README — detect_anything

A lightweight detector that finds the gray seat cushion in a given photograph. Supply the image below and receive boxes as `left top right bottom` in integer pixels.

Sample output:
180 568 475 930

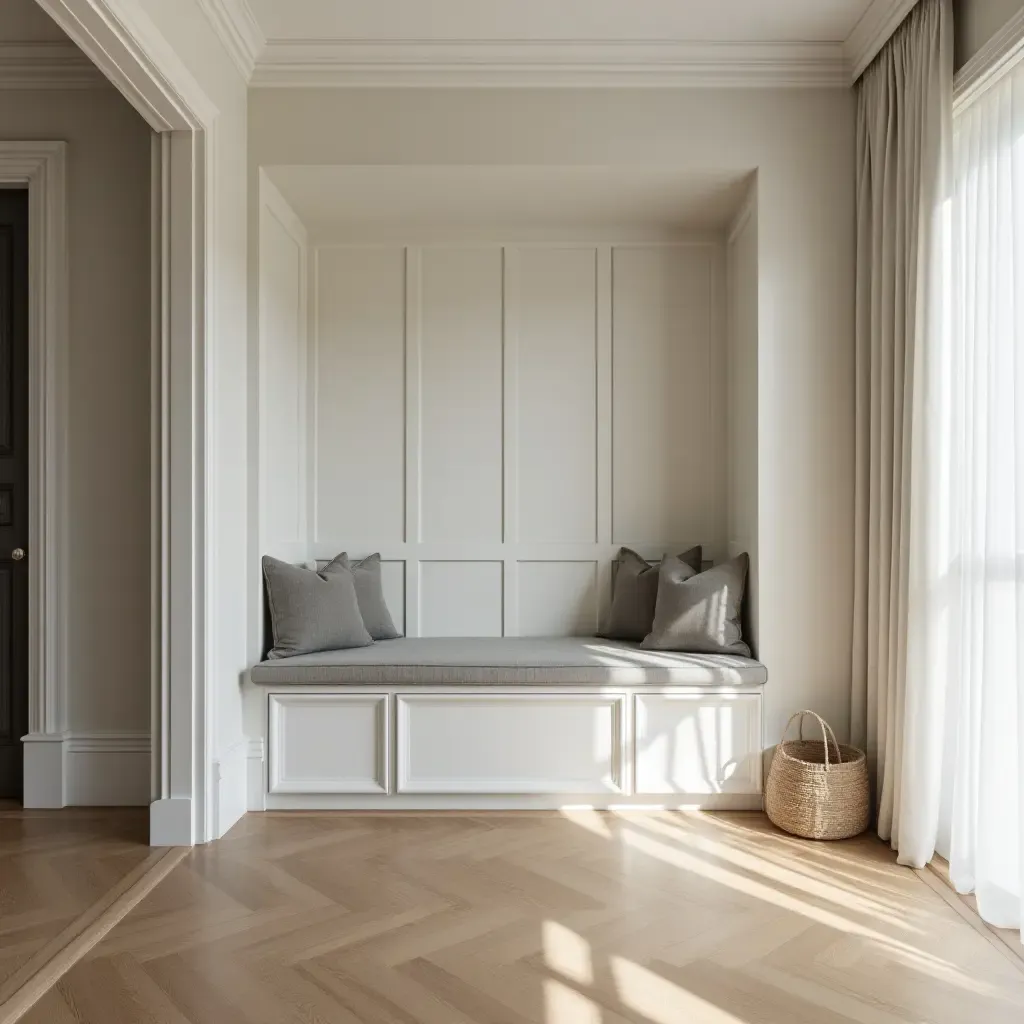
250 636 767 686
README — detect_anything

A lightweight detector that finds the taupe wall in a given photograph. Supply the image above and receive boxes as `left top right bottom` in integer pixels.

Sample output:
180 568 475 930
0 88 152 735
954 0 1024 69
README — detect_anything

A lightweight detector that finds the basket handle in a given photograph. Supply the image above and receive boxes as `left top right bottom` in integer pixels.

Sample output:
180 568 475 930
779 710 843 770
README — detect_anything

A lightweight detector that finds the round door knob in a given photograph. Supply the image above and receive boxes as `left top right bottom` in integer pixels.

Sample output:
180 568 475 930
11 548 25 561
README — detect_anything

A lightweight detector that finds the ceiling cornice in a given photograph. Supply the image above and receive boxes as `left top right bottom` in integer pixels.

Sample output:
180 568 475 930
954 6 1024 113
249 39 851 89
844 0 920 81
196 0 265 82
0 42 106 88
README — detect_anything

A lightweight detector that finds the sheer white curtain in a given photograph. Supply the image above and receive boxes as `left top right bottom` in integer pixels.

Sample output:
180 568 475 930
944 59 1024 933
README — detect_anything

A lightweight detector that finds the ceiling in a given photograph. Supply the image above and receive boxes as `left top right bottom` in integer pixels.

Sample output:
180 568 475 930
265 165 753 239
248 0 873 44
236 0 917 86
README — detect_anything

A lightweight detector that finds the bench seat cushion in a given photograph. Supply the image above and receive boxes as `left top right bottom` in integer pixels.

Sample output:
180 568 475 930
249 636 767 686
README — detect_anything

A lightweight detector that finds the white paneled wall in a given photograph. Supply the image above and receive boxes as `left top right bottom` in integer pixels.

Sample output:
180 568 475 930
727 191 759 655
313 246 406 544
310 241 727 636
258 174 308 560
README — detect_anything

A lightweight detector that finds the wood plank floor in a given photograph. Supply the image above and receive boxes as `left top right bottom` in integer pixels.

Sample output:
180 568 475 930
0 806 151 990
18 811 1024 1023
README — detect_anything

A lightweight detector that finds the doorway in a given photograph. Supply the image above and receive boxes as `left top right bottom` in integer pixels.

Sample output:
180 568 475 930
0 188 28 800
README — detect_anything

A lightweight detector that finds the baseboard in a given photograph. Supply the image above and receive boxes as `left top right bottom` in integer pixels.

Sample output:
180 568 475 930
261 794 766 811
23 731 151 808
213 737 249 839
21 733 67 808
150 797 193 846
65 732 150 806
246 737 265 812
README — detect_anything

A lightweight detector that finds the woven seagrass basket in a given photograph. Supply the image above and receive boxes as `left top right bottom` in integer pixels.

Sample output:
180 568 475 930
764 710 870 841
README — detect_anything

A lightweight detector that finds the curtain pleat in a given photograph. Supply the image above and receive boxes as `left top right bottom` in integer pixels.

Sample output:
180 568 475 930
852 0 953 865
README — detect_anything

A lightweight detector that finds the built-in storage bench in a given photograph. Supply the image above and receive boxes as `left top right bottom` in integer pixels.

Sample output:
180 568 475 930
247 637 767 810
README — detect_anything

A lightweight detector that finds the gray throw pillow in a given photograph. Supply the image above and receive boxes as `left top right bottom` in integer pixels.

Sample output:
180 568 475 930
642 552 750 657
600 546 702 642
262 555 372 659
325 552 401 641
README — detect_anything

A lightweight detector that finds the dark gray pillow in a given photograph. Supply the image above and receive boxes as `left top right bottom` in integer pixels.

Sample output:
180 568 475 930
642 552 750 656
600 546 702 642
262 555 372 659
325 552 401 641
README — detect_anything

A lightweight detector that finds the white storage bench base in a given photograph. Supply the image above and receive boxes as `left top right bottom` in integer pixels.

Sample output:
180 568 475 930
248 638 766 811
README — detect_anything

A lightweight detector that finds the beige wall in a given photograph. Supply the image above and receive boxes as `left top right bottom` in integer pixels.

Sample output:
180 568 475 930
0 88 152 733
954 0 1024 69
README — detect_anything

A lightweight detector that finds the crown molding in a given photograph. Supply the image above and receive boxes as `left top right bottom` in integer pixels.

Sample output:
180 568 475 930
249 39 850 88
0 42 106 88
845 0 920 81
954 7 1024 114
196 0 264 82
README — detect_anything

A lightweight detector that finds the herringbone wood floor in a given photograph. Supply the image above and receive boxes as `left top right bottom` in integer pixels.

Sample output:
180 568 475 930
18 811 1024 1023
0 806 151 990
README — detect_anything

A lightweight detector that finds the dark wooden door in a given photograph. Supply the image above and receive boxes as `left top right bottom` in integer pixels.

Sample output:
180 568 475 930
0 190 28 800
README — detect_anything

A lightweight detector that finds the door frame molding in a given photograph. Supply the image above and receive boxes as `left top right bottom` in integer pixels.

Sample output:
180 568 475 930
25 0 219 844
0 143 69 807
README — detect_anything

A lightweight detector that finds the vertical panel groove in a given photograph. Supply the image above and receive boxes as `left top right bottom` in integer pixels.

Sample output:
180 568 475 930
502 247 519 636
404 247 422 635
596 246 614 623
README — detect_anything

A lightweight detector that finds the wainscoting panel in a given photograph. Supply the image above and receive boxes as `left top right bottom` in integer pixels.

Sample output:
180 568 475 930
396 694 625 793
515 246 598 544
310 240 725 636
314 246 406 543
419 560 503 637
268 694 389 794
634 693 762 795
517 560 599 637
419 247 504 544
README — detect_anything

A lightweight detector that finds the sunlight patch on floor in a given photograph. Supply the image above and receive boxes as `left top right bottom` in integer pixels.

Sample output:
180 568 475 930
542 920 594 985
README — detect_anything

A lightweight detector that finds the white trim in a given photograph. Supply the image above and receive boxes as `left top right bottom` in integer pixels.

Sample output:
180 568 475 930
268 693 390 795
264 794 764 811
212 735 248 837
23 732 151 807
250 39 850 89
33 0 217 131
845 0 920 82
21 734 66 808
32 1 217 844
246 737 265 811
196 0 264 82
66 731 151 753
954 8 1024 115
0 43 106 88
0 144 69 811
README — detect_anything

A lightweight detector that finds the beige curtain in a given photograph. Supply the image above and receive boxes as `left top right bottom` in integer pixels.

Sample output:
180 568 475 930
852 0 952 864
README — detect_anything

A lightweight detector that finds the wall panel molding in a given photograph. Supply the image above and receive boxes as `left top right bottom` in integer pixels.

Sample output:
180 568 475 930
311 238 726 638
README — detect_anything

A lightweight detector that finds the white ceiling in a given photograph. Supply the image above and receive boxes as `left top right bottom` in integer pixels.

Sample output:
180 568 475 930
248 0 873 44
265 165 752 238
